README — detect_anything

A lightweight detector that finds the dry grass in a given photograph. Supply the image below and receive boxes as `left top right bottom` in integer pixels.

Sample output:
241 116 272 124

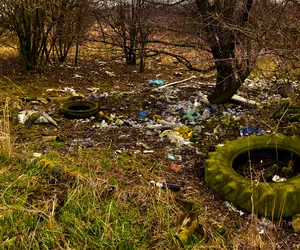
0 97 15 161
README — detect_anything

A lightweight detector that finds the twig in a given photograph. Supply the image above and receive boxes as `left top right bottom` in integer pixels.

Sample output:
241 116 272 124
156 76 196 90
4 76 25 94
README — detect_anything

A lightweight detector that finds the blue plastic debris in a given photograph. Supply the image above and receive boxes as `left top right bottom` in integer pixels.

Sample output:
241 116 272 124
167 153 182 161
137 110 147 119
148 79 166 85
240 126 265 138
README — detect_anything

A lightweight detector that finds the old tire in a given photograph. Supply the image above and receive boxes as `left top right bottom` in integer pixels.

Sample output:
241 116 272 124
205 134 300 219
59 101 99 119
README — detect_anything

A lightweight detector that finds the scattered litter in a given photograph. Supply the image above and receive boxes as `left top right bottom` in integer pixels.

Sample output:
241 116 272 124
86 92 108 101
169 162 182 172
193 99 201 108
105 71 115 77
136 142 150 150
41 112 58 126
160 130 191 147
197 91 210 105
156 75 196 90
99 111 110 120
272 175 287 182
176 125 193 139
181 109 201 123
33 152 42 158
75 117 95 124
124 120 133 126
113 118 124 126
231 94 258 107
240 126 265 138
192 125 202 137
42 136 60 142
176 213 204 244
136 110 147 119
167 153 182 161
201 108 211 120
149 181 180 192
157 119 178 129
46 87 78 96
143 150 154 154
87 87 100 92
18 110 58 126
213 125 223 134
73 74 83 78
146 124 164 130
18 110 38 125
69 138 94 150
99 120 109 127
258 226 265 235
224 201 245 216
148 79 166 85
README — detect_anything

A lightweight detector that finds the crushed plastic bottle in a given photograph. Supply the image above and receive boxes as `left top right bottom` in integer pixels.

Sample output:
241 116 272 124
148 79 166 85
240 126 265 138
149 181 180 192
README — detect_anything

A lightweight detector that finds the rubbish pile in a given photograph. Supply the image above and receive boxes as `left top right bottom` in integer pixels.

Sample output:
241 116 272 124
17 75 298 160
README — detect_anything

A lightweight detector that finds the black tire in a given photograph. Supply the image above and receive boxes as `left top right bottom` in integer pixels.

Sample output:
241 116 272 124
205 134 300 219
59 101 99 119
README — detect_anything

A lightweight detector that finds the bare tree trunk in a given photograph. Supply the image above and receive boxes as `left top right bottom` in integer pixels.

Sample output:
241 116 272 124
74 38 79 66
195 0 254 104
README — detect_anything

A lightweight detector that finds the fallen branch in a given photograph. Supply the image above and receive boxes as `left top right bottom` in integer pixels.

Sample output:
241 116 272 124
156 76 196 90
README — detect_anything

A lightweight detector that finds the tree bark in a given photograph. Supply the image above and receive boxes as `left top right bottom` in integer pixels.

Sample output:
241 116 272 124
195 0 254 104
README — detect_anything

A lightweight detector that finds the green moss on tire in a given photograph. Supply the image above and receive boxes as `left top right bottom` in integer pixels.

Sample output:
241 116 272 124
59 101 99 119
205 134 300 219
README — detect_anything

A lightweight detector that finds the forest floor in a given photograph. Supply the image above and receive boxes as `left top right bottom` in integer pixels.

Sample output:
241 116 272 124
0 51 299 249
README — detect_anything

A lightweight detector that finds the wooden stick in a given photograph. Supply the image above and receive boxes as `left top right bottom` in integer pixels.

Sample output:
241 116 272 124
156 75 196 90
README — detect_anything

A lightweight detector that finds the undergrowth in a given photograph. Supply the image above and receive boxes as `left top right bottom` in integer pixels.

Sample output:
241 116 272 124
0 57 294 249
0 144 282 249
0 97 289 250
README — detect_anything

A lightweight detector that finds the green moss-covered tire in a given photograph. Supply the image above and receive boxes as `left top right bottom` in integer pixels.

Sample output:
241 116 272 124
205 134 300 219
59 101 99 119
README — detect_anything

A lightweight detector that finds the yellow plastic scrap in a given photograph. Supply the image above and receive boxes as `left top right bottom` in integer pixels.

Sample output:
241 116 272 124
176 125 193 139
176 213 205 244
152 114 162 122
